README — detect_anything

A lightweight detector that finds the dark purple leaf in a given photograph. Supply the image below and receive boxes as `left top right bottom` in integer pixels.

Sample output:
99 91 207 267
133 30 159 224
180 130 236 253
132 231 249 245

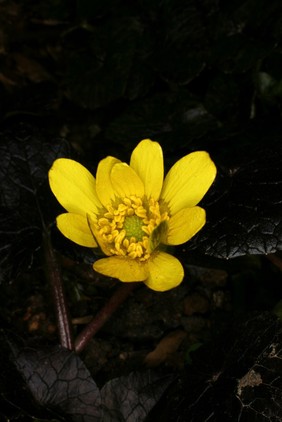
188 143 282 259
7 336 173 422
10 343 101 422
0 122 71 281
101 370 173 421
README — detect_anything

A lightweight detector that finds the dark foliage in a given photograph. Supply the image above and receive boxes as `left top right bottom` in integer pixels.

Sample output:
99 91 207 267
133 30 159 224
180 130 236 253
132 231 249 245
148 312 282 421
188 135 282 258
1 0 282 420
0 334 170 422
0 123 71 282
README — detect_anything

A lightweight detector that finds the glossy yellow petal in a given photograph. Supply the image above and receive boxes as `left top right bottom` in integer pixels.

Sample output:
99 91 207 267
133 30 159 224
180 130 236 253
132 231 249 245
49 158 101 215
96 156 121 207
110 163 144 198
161 151 216 215
56 213 97 247
144 252 184 291
130 139 164 200
162 206 206 245
93 256 149 282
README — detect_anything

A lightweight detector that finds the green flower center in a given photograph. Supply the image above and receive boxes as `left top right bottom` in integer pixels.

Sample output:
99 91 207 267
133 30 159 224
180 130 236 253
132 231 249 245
123 215 145 241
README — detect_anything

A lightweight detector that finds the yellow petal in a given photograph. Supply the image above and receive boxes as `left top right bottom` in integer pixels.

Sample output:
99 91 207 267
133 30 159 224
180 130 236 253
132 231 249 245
56 213 97 247
130 139 164 200
49 158 102 215
93 256 149 282
96 156 121 207
110 163 144 198
145 252 184 291
162 206 206 245
161 151 216 215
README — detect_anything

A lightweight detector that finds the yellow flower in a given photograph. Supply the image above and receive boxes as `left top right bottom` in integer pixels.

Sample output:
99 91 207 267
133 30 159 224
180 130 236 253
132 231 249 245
48 139 216 291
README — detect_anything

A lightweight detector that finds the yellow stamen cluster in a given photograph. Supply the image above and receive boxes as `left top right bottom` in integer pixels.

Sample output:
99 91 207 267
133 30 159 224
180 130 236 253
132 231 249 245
95 196 169 260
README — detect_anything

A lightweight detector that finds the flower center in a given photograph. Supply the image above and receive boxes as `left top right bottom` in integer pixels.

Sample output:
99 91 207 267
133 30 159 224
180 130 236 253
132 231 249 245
123 215 145 241
94 196 169 261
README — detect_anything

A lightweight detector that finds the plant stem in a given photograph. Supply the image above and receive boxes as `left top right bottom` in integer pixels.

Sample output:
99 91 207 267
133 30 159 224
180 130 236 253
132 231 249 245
75 282 138 353
267 254 282 271
43 231 74 350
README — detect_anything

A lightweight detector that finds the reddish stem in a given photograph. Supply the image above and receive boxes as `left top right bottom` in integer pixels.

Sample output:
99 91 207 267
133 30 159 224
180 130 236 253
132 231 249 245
43 231 74 350
267 254 282 271
75 282 138 353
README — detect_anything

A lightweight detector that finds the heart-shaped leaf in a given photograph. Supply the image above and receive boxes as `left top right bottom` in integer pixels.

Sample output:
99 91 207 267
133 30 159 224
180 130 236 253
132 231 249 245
10 343 101 421
3 335 173 422
101 370 173 421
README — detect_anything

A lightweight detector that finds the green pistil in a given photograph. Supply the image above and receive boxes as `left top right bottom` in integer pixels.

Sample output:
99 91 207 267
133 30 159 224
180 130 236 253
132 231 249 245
124 215 145 241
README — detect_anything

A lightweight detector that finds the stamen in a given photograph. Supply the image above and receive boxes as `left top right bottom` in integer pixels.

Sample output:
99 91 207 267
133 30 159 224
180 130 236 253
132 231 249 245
95 196 169 261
